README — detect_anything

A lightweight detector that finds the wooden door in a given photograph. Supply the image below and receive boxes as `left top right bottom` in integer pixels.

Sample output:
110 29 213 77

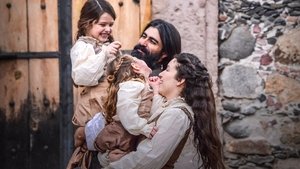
0 0 151 168
0 0 60 168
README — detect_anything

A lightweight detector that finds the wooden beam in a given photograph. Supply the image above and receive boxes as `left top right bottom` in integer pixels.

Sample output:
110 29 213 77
0 52 60 59
58 0 73 169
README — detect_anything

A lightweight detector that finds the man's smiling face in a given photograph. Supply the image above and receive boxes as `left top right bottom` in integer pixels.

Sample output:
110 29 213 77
131 27 164 69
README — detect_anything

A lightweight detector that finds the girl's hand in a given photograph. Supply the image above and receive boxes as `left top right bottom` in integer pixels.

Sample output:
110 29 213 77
107 41 122 55
149 76 160 94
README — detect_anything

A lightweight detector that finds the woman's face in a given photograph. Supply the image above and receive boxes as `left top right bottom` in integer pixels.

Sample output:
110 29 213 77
87 12 114 42
158 58 180 99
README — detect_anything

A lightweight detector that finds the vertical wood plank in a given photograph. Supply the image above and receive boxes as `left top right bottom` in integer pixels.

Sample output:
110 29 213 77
0 0 27 52
140 0 152 31
27 0 58 52
72 0 86 43
108 0 140 50
28 58 60 168
0 59 29 122
26 0 61 167
27 0 60 167
0 59 30 168
29 59 59 116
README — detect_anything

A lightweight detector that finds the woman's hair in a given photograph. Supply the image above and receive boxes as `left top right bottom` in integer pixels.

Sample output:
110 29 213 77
76 0 116 41
174 53 225 169
143 19 181 70
104 55 145 123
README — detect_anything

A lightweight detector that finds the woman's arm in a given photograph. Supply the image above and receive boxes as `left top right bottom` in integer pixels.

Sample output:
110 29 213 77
70 41 110 86
106 108 190 169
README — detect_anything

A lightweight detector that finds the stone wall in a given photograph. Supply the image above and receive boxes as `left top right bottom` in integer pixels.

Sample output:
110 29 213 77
152 0 220 94
219 0 300 168
152 0 300 168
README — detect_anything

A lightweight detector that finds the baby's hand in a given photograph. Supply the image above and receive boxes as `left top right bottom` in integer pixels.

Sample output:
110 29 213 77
148 126 158 139
149 76 160 83
107 41 122 55
149 76 160 94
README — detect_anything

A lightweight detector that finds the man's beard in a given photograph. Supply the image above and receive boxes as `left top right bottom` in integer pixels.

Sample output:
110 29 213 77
131 44 161 70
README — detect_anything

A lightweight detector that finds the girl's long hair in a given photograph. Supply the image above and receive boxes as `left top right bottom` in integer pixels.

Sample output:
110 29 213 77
175 53 225 169
104 55 145 123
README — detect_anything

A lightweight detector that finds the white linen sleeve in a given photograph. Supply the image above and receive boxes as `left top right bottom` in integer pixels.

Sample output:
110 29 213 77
70 41 109 86
117 81 153 137
149 94 164 115
105 108 190 169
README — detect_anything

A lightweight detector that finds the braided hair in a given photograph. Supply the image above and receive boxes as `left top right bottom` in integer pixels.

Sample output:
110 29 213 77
104 55 145 123
174 53 225 169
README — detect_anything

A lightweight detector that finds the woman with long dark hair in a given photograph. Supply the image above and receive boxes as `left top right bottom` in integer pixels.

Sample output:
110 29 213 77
102 53 225 169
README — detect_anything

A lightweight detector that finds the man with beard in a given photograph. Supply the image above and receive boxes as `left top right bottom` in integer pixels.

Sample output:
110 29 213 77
131 19 181 75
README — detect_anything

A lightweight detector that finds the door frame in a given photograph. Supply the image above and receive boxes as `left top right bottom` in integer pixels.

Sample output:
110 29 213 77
58 1 73 169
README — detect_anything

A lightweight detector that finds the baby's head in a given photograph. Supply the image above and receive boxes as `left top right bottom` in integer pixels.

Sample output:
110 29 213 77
106 55 152 85
76 0 116 43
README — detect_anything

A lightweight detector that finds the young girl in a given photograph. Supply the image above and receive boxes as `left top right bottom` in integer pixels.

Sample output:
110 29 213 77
94 54 157 164
67 0 121 168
